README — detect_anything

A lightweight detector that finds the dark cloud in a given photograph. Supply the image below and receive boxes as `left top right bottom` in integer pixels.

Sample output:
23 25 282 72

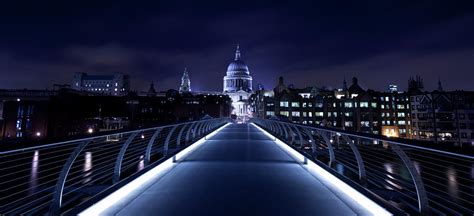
0 0 473 91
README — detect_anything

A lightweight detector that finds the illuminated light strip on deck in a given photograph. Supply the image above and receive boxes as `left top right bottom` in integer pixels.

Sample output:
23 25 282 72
79 123 231 216
252 123 392 216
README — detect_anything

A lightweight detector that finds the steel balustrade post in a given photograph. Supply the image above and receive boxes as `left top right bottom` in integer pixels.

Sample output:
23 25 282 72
49 140 92 215
205 120 212 134
270 121 276 134
285 123 295 144
145 128 162 165
113 132 139 183
317 131 335 167
273 121 281 137
185 122 197 145
163 125 178 157
272 121 281 137
196 121 205 138
341 135 366 185
302 127 317 158
389 142 429 215
202 121 208 135
176 123 189 149
280 122 289 140
192 121 201 140
292 124 304 148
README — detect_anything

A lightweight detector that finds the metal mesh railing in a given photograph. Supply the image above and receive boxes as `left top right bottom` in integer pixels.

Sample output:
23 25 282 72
0 118 230 215
251 118 473 216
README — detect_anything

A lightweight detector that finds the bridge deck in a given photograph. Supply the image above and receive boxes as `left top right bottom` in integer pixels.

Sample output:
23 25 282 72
85 123 375 215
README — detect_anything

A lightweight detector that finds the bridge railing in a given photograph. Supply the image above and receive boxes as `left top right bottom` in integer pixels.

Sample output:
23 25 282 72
0 118 231 215
251 118 473 216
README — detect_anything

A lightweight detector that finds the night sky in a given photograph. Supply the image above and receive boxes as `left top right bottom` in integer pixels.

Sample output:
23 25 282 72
1 0 474 92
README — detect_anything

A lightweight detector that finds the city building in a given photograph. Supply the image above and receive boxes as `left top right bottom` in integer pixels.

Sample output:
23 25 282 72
72 72 130 95
223 45 253 121
1 90 231 142
179 67 191 93
251 76 413 139
410 90 474 147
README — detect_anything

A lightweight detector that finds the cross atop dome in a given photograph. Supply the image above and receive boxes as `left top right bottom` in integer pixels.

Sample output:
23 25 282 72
235 44 241 60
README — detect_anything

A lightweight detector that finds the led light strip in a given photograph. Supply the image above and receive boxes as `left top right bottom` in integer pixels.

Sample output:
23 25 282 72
251 123 392 216
79 123 231 216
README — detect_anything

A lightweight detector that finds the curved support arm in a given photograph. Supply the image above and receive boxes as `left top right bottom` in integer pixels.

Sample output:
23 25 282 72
341 135 366 185
164 125 178 156
196 121 205 138
185 122 197 145
389 142 429 215
302 127 317 157
317 131 335 167
285 123 295 144
279 122 289 140
50 140 92 215
275 122 283 138
145 128 162 165
113 132 139 183
292 124 304 148
176 123 189 148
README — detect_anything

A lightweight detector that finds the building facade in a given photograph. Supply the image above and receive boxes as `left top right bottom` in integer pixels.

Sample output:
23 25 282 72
223 45 253 121
1 90 231 143
251 77 414 140
72 72 130 96
411 91 474 147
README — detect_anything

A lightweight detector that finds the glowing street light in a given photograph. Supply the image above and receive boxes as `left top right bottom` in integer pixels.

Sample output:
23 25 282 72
87 128 94 134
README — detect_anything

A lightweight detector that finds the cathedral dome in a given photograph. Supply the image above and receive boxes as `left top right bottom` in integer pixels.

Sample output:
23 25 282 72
227 60 249 73
226 45 250 75
223 45 253 93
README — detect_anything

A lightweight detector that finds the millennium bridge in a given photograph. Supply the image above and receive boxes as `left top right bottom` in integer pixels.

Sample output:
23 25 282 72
0 118 472 215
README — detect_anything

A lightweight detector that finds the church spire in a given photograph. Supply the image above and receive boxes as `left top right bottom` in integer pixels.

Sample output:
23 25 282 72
437 77 443 91
179 67 191 93
234 44 241 60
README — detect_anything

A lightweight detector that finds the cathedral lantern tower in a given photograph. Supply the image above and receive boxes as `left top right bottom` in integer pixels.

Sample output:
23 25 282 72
223 45 253 121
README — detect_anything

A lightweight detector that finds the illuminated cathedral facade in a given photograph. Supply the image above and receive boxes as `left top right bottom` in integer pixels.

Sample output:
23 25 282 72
223 45 253 121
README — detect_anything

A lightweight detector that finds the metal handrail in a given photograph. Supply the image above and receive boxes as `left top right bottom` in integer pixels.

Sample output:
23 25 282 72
251 118 474 216
0 118 231 215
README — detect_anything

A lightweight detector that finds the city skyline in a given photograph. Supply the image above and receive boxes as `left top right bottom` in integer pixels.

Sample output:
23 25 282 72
1 1 474 92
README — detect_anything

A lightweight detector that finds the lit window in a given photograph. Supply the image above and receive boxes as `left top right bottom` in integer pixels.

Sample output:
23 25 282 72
360 102 368 108
291 102 300 107
344 121 353 127
371 102 377 108
315 112 323 117
344 102 353 108
291 111 300 117
361 121 370 127
280 111 289 117
280 101 289 107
